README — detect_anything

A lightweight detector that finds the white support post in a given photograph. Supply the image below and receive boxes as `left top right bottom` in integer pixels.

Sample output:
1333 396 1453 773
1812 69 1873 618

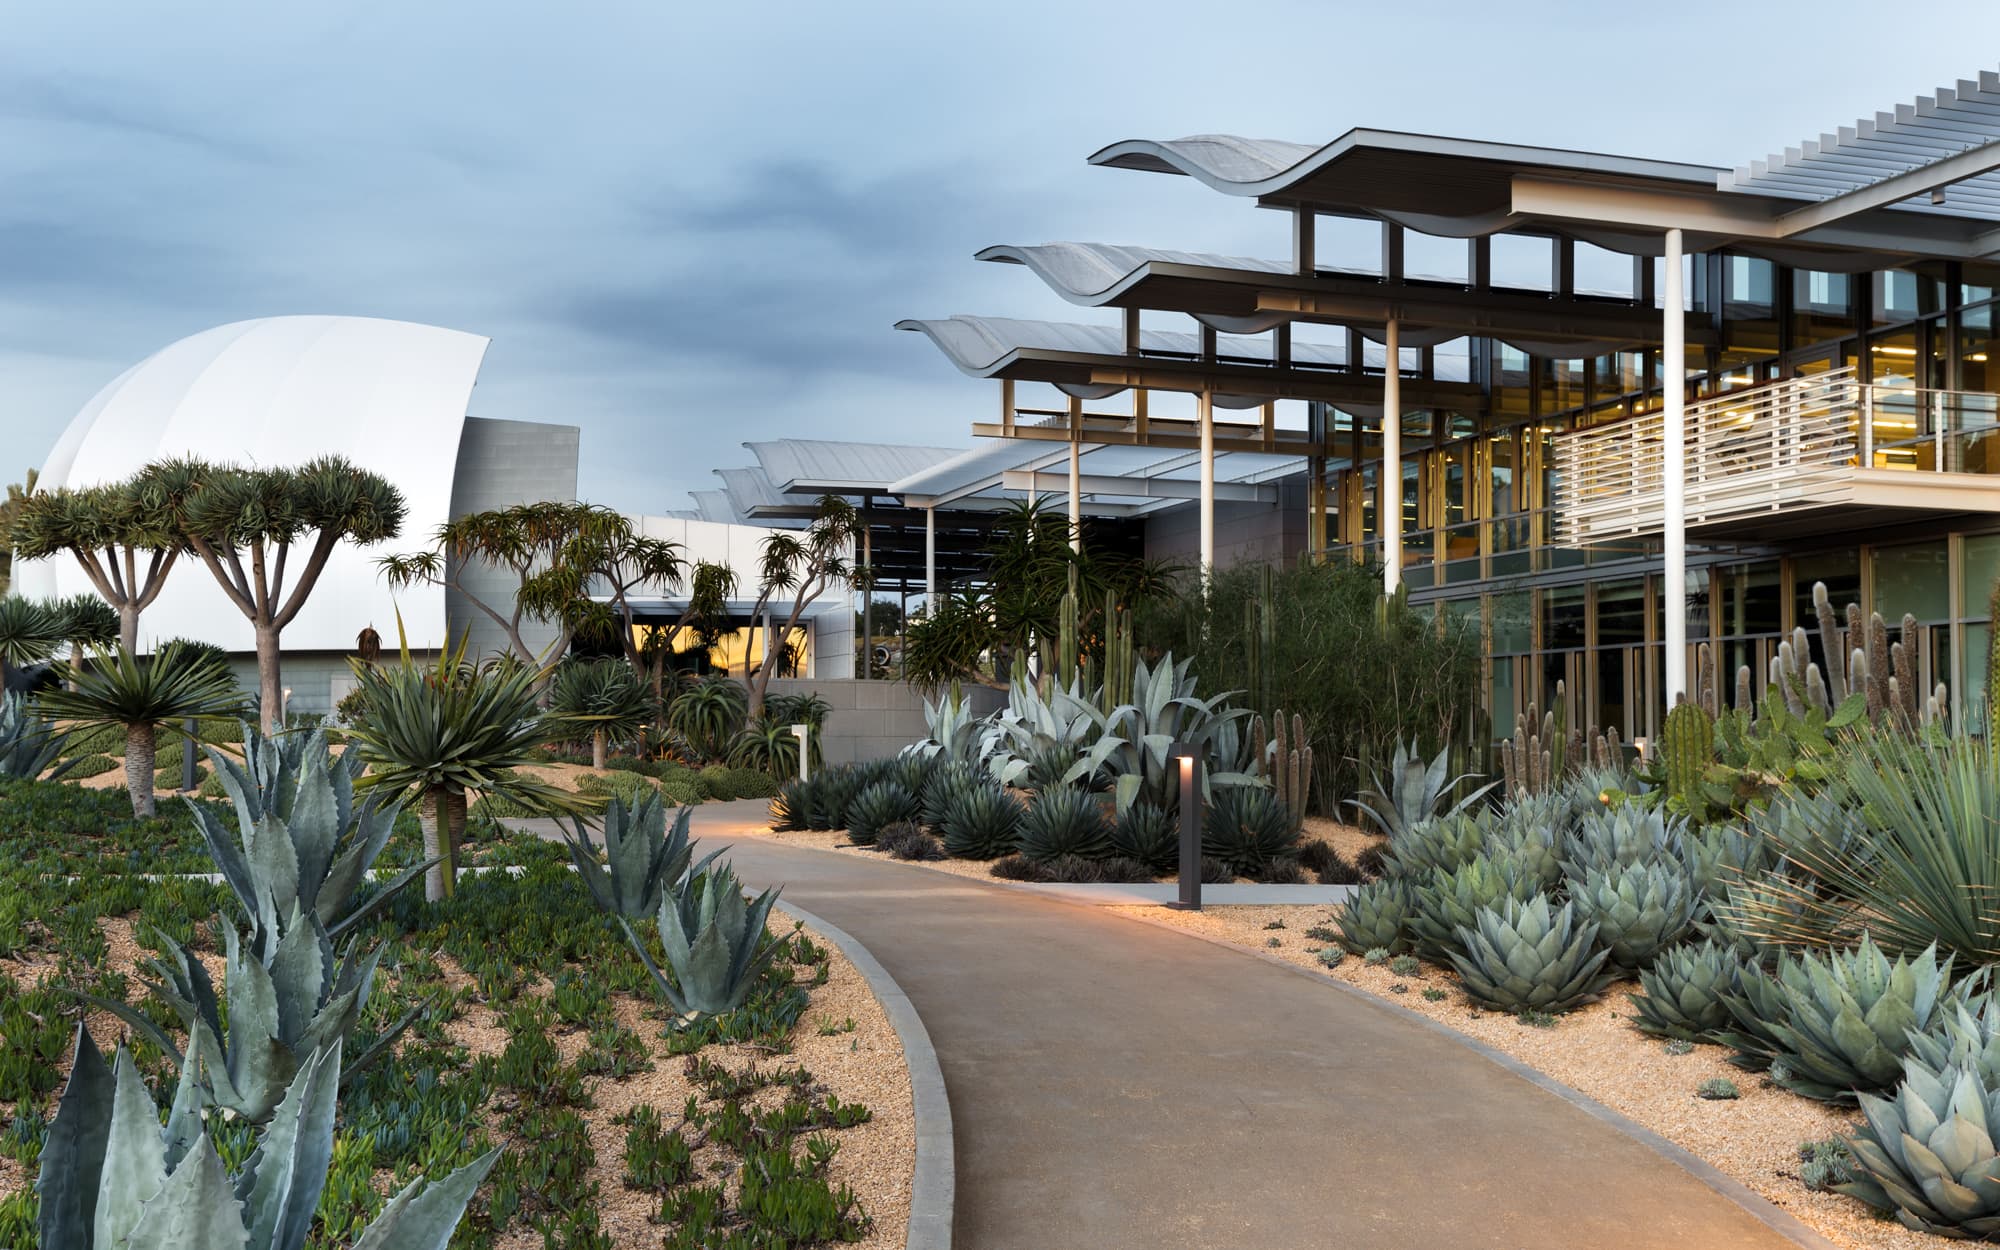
1198 388 1216 578
1381 319 1402 594
924 506 936 608
1068 394 1083 551
1663 227 1688 708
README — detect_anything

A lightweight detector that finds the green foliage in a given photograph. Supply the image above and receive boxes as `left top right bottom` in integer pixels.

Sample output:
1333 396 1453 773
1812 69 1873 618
727 719 801 779
1201 784 1300 877
627 860 786 1022
1338 878 1415 956
1837 1053 2000 1236
846 779 918 847
1697 1077 1740 1100
939 782 1021 859
1565 859 1699 972
878 820 945 861
563 788 708 919
1408 855 1537 963
1448 895 1615 1015
0 594 63 674
549 657 656 756
1110 799 1177 874
669 675 748 762
1627 939 1745 1043
807 765 863 831
1383 810 1487 879
1354 740 1494 839
1563 804 1685 879
1722 937 1970 1103
770 778 813 831
1660 700 1714 813
1016 786 1111 863
0 691 71 780
1795 1137 1855 1192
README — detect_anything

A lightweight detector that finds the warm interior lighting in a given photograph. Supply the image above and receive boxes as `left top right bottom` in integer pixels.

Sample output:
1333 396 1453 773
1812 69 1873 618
1874 345 1919 357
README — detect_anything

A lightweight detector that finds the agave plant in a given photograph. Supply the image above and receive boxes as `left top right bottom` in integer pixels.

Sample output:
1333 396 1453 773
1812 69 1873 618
1338 877 1414 955
549 656 655 769
668 674 748 763
728 717 803 779
1017 786 1111 863
1562 804 1687 879
1483 812 1564 893
1566 859 1700 972
1202 785 1299 877
1627 939 1745 1042
920 758 981 827
0 690 70 780
35 642 247 816
1726 937 1972 1103
1839 1054 2000 1236
911 682 991 764
770 776 814 831
624 860 785 1021
847 779 919 847
1352 740 1494 838
564 789 712 919
1910 998 2000 1083
808 765 864 831
1111 799 1178 874
1408 856 1538 963
37 1030 495 1249
1450 895 1615 1014
344 629 590 900
1383 811 1488 879
939 783 1021 859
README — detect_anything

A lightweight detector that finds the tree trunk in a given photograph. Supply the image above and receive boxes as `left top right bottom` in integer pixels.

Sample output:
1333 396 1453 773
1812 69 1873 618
124 721 157 818
592 729 607 771
69 642 83 691
255 623 283 733
447 786 467 865
420 785 453 902
119 605 139 656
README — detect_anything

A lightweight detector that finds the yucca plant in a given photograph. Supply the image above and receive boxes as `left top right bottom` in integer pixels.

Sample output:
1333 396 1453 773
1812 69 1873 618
1839 1054 2000 1237
667 673 747 763
1727 937 1972 1103
770 776 815 831
1408 855 1538 963
38 1030 495 1249
1111 799 1178 874
35 641 246 815
1383 811 1487 879
564 789 712 918
939 783 1021 859
344 627 591 900
1201 784 1299 877
549 656 655 769
1352 740 1494 838
847 779 918 847
1627 938 1745 1042
625 860 785 1021
1017 786 1111 863
1451 895 1615 1014
1566 859 1700 972
0 690 70 780
1338 877 1415 955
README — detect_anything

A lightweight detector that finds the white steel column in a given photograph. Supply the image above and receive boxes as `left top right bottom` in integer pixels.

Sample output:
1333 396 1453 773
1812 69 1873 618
1067 396 1082 551
1663 227 1688 707
1198 388 1216 577
924 506 936 607
1381 319 1402 593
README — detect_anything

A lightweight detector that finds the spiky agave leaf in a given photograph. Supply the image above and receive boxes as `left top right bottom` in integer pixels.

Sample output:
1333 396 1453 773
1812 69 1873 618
769 777 815 831
1382 811 1487 879
1407 855 1537 963
563 790 706 918
1566 859 1700 972
628 861 786 1021
1627 939 1745 1042
1838 1056 2000 1237
1450 895 1615 1014
939 783 1020 859
1337 877 1414 956
847 779 918 847
1757 937 1971 1103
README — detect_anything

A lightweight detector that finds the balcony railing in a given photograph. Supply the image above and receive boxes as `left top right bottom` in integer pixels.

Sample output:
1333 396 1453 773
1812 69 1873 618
1553 368 2000 545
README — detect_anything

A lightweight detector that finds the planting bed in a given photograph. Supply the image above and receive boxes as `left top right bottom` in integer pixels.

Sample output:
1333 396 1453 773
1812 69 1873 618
1116 901 1928 1250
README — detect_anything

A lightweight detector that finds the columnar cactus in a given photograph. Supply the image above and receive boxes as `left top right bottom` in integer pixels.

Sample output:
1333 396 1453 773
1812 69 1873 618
1660 700 1713 812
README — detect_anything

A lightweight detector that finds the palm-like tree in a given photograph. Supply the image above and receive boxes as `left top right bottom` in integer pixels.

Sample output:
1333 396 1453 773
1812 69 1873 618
0 596 63 692
36 643 247 816
53 594 119 688
344 630 593 900
548 657 655 769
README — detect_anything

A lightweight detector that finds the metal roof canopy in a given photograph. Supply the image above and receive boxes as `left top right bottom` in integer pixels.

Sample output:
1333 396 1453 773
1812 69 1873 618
893 435 1306 513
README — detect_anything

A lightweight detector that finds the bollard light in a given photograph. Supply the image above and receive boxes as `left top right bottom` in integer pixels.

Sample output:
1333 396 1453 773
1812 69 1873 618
790 723 811 782
1166 740 1203 911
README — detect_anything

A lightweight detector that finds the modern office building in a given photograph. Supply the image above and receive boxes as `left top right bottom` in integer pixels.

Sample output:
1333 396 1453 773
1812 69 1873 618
897 72 2000 741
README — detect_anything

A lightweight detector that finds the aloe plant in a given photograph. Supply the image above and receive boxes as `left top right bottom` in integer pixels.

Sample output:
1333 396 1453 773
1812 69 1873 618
1351 740 1494 838
37 1029 496 1249
563 789 713 919
1450 895 1615 1014
624 861 785 1021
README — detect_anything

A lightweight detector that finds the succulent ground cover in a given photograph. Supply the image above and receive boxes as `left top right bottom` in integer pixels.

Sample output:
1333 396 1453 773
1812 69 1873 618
0 774 907 1248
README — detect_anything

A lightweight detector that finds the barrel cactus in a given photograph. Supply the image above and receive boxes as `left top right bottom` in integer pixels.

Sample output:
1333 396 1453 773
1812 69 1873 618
1337 878 1414 955
846 779 918 847
939 783 1021 859
1018 786 1111 863
1660 700 1714 812
1449 895 1615 1014
1566 859 1699 972
1627 939 1745 1042
1408 856 1537 963
1839 1055 2000 1237
1111 799 1178 874
1383 811 1487 878
1202 785 1299 877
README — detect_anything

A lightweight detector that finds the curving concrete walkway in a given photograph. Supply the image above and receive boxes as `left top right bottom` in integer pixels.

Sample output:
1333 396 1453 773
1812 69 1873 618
654 804 1821 1248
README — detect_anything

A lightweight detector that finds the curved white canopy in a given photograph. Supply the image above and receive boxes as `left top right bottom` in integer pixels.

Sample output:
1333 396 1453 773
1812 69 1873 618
19 315 490 653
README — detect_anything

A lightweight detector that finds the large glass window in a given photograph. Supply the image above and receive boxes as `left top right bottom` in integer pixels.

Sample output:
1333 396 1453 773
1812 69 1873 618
1871 541 1951 622
1791 270 1854 346
1403 231 1469 284
1961 303 1997 394
1875 269 1945 325
1596 579 1647 646
1723 255 1779 359
1491 591 1532 654
1547 358 1585 413
1491 234 1554 291
1573 243 1634 299
1542 583 1587 650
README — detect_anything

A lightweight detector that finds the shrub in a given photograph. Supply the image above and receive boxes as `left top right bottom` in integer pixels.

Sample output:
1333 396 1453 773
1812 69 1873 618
1110 800 1177 874
939 784 1020 859
990 854 1055 882
1696 1077 1739 1100
62 753 118 779
847 780 918 846
1097 856 1154 883
1256 858 1308 884
1338 879 1414 955
1017 786 1111 863
722 766 779 800
1448 895 1615 1015
1294 839 1360 884
879 821 945 861
576 770 657 804
1202 785 1299 876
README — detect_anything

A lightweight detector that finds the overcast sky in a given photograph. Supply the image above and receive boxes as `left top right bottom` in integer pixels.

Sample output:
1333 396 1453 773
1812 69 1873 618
8 3 2000 513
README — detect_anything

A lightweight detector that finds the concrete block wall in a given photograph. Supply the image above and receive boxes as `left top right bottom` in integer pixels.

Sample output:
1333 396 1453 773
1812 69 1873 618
762 677 1007 766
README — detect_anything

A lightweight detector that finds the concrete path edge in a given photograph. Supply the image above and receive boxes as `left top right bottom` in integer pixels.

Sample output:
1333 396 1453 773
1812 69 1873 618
1102 905 1842 1250
778 901 954 1250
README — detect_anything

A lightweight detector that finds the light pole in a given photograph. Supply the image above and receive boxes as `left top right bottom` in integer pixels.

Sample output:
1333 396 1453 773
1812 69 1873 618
790 723 811 782
1166 741 1204 911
